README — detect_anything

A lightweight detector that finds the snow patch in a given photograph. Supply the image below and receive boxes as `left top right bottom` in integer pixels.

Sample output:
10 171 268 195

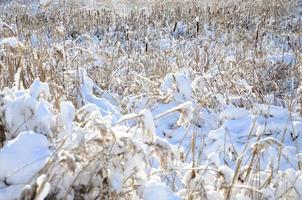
0 131 51 192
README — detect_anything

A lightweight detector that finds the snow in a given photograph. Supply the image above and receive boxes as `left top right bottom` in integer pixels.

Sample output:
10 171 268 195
267 53 296 65
139 109 156 141
225 55 236 63
234 193 251 200
285 168 296 185
60 101 75 137
1 2 302 199
4 94 37 137
109 171 123 193
0 131 51 185
191 76 207 93
29 79 50 100
207 152 221 166
0 185 27 200
39 0 51 6
174 73 192 101
218 165 234 184
206 190 224 200
157 39 173 51
295 177 302 196
160 72 192 102
261 187 276 200
175 101 194 126
79 73 121 123
220 105 249 120
0 37 19 49
35 174 51 200
142 181 181 200
173 21 187 37
35 101 53 135
3 79 54 138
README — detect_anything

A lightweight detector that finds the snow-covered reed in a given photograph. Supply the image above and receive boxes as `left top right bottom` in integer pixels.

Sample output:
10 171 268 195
0 0 302 199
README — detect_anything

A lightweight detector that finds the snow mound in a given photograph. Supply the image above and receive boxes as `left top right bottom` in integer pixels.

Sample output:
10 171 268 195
0 131 51 185
3 79 54 138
